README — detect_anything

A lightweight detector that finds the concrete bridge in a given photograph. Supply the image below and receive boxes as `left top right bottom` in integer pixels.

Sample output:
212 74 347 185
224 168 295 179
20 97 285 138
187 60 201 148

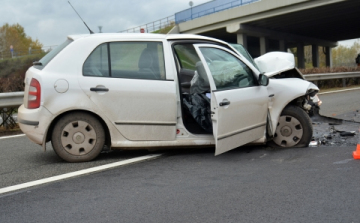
171 0 360 68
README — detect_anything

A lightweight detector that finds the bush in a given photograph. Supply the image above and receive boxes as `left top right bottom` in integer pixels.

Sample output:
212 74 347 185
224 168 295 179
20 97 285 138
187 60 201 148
0 54 45 92
300 66 360 89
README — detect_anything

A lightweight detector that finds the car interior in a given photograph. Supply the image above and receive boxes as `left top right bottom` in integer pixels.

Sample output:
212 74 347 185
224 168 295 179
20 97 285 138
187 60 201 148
174 43 213 135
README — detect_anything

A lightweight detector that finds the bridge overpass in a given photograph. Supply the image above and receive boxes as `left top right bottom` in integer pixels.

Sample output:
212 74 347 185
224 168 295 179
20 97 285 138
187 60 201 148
171 0 360 68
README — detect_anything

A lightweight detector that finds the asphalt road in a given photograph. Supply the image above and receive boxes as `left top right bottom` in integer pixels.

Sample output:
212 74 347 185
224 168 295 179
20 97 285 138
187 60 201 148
0 146 359 223
0 89 359 222
319 89 360 120
0 136 151 188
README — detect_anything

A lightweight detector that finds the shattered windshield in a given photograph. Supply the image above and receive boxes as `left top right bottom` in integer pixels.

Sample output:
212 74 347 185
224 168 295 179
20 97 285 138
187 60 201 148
229 43 260 72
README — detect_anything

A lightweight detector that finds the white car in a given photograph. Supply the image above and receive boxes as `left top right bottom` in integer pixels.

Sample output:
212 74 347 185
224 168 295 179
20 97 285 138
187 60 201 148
18 33 319 162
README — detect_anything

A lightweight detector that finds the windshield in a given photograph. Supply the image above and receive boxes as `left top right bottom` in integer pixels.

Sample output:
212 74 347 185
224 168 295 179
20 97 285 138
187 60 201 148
34 39 73 70
229 43 260 72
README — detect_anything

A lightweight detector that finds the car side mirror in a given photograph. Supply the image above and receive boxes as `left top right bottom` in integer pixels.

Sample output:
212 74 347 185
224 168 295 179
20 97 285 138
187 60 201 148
259 73 269 86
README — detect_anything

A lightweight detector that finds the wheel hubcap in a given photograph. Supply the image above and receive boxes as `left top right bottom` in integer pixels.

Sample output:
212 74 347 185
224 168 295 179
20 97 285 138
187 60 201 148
273 115 303 147
73 132 85 144
280 126 292 137
61 121 97 156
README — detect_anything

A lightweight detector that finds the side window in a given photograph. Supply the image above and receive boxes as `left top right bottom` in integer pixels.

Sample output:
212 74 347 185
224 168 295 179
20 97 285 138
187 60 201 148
199 47 257 91
110 42 165 80
83 42 165 80
83 43 109 77
174 44 201 70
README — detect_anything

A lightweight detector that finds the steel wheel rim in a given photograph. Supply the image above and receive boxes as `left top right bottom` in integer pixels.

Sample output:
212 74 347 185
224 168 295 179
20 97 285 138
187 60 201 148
273 115 304 147
61 120 97 156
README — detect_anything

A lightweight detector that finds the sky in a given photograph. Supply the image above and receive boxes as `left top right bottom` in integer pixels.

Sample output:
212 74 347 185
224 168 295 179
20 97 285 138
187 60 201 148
0 0 209 47
0 0 358 49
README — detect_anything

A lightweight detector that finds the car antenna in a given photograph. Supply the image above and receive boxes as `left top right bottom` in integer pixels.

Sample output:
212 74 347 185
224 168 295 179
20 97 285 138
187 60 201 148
68 1 94 34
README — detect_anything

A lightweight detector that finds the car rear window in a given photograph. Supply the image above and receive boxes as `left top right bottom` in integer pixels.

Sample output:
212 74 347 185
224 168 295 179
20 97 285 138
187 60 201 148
34 39 73 70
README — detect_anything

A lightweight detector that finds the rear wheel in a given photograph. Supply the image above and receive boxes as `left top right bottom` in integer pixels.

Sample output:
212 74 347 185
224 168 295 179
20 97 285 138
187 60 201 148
51 112 105 162
272 106 312 147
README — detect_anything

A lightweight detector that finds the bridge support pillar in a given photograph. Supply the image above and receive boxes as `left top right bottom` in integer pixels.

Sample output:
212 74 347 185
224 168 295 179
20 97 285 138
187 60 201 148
260 37 268 55
312 44 319 68
279 40 287 52
325 46 332 67
297 43 305 69
237 33 247 48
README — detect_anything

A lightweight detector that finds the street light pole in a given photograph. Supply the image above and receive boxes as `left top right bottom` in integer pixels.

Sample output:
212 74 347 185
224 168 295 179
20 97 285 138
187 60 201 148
189 1 194 20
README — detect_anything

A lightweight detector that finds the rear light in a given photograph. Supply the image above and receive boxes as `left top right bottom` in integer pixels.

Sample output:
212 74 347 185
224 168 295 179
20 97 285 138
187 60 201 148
27 78 41 109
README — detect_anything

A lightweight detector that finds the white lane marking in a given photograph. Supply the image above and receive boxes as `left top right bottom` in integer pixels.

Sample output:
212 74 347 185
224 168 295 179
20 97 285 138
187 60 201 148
0 154 163 195
319 87 360 95
0 134 25 140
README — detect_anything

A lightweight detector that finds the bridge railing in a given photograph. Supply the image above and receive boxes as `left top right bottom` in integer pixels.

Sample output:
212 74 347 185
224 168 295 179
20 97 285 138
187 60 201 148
1 72 359 128
175 0 260 24
119 15 175 33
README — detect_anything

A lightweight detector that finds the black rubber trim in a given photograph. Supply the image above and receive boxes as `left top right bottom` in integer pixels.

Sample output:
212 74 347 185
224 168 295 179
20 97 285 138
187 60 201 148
219 101 230 106
218 122 266 140
90 87 109 92
18 119 39 126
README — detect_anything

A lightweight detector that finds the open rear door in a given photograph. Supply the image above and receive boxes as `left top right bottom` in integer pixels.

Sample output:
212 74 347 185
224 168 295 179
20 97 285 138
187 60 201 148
193 44 269 155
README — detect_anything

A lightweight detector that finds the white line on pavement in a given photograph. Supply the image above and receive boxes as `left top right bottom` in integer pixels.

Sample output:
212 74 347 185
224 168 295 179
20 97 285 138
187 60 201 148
0 134 25 140
0 154 163 195
319 87 360 95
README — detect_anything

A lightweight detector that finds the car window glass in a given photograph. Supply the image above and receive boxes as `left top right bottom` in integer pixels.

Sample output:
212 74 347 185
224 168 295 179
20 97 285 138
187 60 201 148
230 43 260 71
83 43 109 77
174 44 201 70
36 39 73 70
110 42 165 80
199 47 257 91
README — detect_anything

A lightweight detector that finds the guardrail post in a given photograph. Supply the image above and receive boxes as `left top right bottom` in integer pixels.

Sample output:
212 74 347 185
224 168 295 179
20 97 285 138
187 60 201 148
342 78 346 87
0 107 17 130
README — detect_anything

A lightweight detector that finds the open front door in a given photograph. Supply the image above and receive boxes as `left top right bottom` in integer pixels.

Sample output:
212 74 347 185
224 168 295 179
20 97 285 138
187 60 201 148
193 44 269 155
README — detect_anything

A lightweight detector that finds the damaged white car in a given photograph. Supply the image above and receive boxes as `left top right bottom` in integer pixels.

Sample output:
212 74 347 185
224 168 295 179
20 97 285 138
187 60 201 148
18 33 319 162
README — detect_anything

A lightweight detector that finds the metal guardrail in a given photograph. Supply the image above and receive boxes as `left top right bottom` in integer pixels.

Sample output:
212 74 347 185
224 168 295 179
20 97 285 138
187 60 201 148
0 92 23 129
0 72 359 128
304 72 360 87
304 72 360 81
0 92 24 109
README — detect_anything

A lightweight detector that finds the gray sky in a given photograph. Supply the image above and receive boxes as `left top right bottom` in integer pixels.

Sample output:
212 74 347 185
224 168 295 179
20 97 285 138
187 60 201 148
0 0 358 48
0 0 209 47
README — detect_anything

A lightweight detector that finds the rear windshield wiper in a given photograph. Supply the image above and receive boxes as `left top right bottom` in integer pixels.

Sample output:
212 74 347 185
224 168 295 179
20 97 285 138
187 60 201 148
33 61 42 66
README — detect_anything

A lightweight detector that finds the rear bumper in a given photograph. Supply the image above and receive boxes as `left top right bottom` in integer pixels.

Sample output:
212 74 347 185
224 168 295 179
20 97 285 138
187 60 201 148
18 104 53 145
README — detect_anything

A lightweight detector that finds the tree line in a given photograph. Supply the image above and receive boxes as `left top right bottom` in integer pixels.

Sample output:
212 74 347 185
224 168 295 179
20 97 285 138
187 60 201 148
0 23 43 59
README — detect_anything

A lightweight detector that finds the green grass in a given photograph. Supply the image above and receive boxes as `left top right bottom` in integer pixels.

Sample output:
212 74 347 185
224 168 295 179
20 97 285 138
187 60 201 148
152 23 175 34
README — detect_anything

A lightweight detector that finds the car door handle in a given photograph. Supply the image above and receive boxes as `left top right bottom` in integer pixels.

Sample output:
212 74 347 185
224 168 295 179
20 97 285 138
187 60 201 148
219 101 230 106
90 87 109 92
269 94 275 97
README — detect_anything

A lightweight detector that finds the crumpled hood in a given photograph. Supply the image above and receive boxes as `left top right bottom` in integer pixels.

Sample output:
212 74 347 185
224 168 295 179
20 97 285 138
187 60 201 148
254 52 296 77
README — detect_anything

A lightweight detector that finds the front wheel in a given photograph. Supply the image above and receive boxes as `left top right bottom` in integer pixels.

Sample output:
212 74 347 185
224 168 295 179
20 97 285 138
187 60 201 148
272 106 312 147
51 112 105 162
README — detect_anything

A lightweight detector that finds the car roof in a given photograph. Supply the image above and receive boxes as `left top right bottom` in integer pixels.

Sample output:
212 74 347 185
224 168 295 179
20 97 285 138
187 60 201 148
67 33 228 45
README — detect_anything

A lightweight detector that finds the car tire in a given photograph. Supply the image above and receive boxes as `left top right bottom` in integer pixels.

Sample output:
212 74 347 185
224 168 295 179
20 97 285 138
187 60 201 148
51 112 105 162
272 106 312 148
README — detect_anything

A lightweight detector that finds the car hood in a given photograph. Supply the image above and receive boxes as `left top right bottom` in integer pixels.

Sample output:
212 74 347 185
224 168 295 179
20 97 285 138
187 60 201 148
254 52 303 78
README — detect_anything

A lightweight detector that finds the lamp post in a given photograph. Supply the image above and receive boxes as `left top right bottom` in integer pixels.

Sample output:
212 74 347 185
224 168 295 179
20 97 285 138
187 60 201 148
98 26 103 33
189 1 193 20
